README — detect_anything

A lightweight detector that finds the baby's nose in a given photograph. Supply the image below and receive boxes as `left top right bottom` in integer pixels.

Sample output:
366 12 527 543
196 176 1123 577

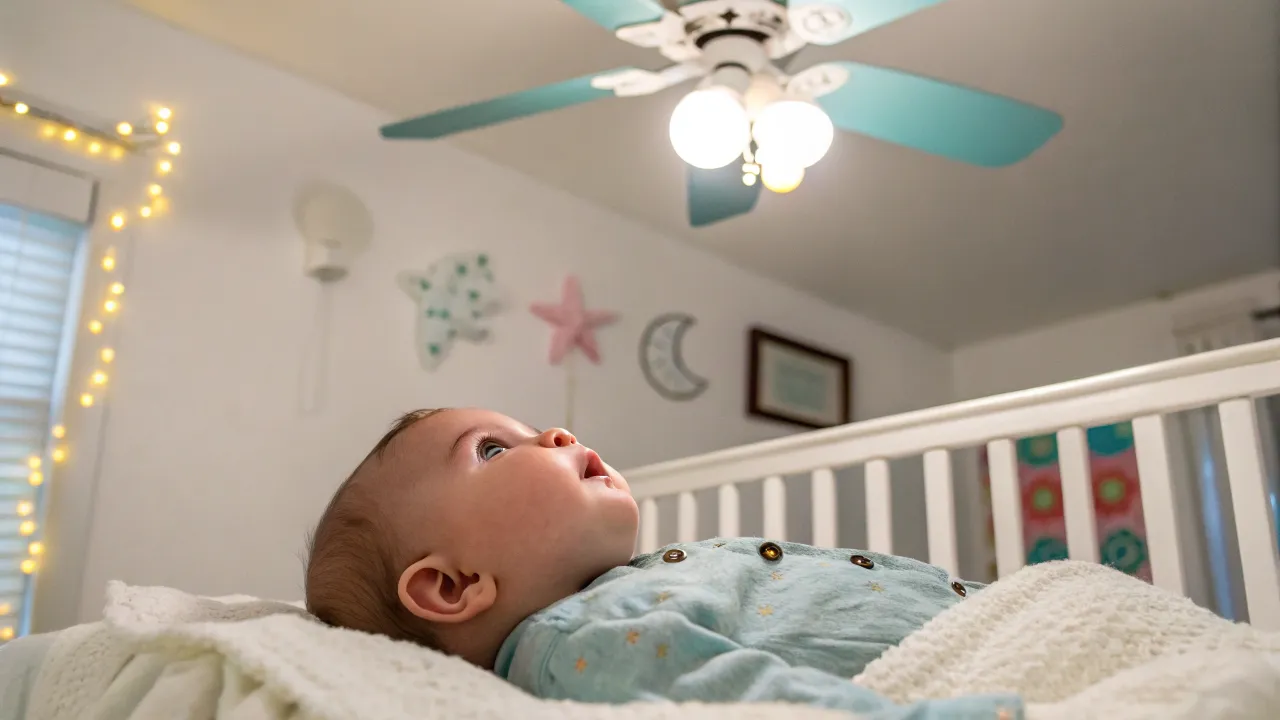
539 428 577 448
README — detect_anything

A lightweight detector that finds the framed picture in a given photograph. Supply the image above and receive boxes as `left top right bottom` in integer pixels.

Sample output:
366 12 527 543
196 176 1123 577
747 327 852 429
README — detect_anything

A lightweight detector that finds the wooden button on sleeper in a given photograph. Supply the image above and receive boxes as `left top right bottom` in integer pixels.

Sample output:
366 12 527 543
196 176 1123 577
662 549 686 563
849 554 874 569
951 581 967 597
758 542 783 561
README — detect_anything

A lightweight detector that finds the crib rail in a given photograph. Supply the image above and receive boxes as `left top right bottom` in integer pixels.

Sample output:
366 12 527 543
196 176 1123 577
624 339 1280 631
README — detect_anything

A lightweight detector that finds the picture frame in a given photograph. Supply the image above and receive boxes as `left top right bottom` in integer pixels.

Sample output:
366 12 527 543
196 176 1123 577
747 327 852 429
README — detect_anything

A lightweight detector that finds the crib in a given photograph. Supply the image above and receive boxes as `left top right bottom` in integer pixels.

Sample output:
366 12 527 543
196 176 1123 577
625 338 1280 631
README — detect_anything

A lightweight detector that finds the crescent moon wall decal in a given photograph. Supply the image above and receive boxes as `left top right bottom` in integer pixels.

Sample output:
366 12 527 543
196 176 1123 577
639 312 709 401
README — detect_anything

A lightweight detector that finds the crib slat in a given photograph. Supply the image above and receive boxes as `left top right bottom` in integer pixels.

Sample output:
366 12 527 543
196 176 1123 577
763 475 786 540
923 449 959 576
640 498 659 553
1218 398 1280 631
1057 427 1100 564
677 492 697 543
986 439 1024 579
1132 414 1186 595
718 483 740 537
810 468 837 548
864 459 893 554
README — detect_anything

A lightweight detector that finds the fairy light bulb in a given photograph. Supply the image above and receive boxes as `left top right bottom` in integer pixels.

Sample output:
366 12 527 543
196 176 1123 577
40 124 56 138
109 212 126 230
80 393 94 408
157 160 172 174
155 120 169 134
52 424 66 439
17 501 33 517
148 184 163 197
166 141 181 155
0 73 8 86
88 141 102 154
102 254 116 271
0 627 13 641
14 102 28 115
104 299 119 313
91 370 108 386
156 107 172 120
20 559 36 575
110 282 125 295
88 320 103 334
116 122 133 136
0 603 10 616
18 520 35 536
27 456 41 470
52 447 66 463
101 348 115 363
110 146 125 160
63 128 77 142
139 206 153 218
28 542 44 556
28 471 42 487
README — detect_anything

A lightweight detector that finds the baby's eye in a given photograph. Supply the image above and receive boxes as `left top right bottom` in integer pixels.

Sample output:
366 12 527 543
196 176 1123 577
479 441 506 461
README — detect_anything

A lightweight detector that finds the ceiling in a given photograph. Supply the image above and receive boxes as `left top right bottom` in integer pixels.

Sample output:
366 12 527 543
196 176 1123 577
124 0 1279 347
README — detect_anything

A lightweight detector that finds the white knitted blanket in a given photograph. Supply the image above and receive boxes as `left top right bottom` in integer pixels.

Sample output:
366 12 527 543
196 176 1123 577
22 561 1280 720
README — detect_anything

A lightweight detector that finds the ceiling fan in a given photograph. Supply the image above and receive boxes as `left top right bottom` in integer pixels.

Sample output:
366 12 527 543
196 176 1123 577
380 0 1063 227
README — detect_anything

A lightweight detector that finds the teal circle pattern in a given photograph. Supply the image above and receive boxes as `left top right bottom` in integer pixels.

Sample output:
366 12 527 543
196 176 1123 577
1087 423 1135 456
1026 536 1069 565
1101 528 1148 575
1017 435 1058 467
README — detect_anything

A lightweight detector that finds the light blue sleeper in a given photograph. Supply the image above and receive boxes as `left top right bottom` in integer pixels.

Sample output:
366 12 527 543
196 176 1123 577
496 538 1021 719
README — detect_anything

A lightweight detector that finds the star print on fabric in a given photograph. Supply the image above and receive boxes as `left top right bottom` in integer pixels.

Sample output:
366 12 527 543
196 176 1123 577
770 571 784 581
626 630 640 645
575 656 588 673
529 275 617 365
713 543 725 548
758 604 774 617
869 582 885 593
656 591 671 603
656 644 669 659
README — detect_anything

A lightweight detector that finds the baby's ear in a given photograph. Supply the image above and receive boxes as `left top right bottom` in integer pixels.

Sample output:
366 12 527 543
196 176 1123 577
398 555 496 624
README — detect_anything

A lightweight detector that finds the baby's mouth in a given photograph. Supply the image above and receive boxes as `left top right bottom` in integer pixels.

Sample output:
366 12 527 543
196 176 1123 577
582 450 612 487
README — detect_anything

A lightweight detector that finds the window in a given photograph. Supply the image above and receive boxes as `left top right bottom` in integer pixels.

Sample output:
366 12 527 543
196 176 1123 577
0 201 85 640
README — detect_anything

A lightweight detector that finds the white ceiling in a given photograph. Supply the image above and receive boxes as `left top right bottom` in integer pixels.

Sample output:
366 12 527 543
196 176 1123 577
124 0 1279 347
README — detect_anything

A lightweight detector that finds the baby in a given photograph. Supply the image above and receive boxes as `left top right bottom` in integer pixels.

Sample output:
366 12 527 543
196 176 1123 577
305 408 1021 718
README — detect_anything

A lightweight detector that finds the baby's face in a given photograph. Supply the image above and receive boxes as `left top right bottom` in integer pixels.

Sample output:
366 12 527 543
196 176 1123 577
391 408 639 609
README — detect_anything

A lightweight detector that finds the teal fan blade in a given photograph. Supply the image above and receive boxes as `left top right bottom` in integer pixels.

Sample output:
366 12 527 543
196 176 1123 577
688 162 760 227
813 61 1063 167
561 0 666 31
381 71 632 140
787 0 947 45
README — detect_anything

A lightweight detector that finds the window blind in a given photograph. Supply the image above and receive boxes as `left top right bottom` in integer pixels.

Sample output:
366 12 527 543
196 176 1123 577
0 202 84 640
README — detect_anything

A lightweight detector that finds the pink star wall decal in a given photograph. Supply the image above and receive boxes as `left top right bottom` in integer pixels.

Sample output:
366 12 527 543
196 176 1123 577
530 275 617 365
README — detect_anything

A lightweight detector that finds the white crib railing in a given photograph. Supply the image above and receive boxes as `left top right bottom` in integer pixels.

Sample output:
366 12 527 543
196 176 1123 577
624 339 1280 631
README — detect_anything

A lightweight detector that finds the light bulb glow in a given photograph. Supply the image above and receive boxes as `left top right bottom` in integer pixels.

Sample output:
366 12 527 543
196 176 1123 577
0 627 13 641
52 447 66 463
760 162 805 194
0 73 8 86
16 501 33 517
751 99 834 170
88 141 102 154
63 128 77 142
157 107 172 120
40 125 56 138
166 142 181 155
14 102 28 115
148 184 163 197
18 520 35 536
91 370 108 386
116 122 133 136
110 282 125 295
155 120 169 134
52 424 66 439
28 542 44 556
668 88 751 170
0 603 10 615
104 299 119 313
28 456 41 470
80 393 94 408
21 559 36 575
110 146 125 159
110 213 126 230
102 254 116 271
139 206 153 218
88 320 103 334
101 348 115 363
742 173 757 186
158 160 172 174
28 471 42 487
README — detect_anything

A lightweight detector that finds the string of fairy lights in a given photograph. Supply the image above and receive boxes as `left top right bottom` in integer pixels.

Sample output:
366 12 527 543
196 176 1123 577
0 70 182 641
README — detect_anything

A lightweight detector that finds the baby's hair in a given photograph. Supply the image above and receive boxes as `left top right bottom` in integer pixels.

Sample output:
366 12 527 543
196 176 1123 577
304 408 446 648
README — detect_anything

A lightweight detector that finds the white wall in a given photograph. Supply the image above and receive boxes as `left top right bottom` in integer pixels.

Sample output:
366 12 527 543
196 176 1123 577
2 0 954 630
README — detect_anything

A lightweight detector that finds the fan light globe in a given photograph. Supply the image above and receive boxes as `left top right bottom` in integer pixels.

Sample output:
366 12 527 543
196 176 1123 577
669 88 751 170
751 99 834 169
761 163 805 194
